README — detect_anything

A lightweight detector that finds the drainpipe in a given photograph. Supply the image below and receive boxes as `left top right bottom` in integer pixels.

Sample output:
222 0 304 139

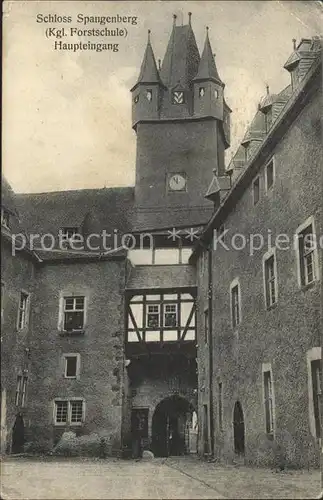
208 245 215 457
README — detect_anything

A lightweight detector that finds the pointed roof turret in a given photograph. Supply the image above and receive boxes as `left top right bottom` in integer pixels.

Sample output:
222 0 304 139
160 13 200 88
133 30 161 88
194 28 223 85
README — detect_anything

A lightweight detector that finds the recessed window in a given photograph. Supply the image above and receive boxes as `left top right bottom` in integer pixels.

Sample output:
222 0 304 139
214 89 219 99
204 309 209 344
264 253 277 308
1 208 10 229
17 292 29 330
63 296 85 331
15 375 22 406
310 358 321 438
54 399 84 425
252 177 260 205
266 159 275 191
134 94 139 104
199 87 205 98
263 369 274 437
147 304 160 328
146 89 152 102
164 304 178 327
15 375 28 407
172 91 184 104
218 382 223 431
63 354 80 379
230 281 241 328
297 223 317 286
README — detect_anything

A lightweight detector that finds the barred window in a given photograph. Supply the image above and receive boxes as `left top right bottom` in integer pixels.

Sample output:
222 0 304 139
311 359 322 438
55 401 68 423
54 399 84 425
70 400 83 423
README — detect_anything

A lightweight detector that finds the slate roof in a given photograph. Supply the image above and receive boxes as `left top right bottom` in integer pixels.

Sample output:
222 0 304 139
193 30 223 85
160 24 200 88
133 33 161 88
14 187 135 259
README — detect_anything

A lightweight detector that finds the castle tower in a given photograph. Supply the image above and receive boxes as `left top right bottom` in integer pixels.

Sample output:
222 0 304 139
131 15 231 230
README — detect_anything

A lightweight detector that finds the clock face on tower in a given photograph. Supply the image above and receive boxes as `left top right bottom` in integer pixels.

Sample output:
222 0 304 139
168 173 187 192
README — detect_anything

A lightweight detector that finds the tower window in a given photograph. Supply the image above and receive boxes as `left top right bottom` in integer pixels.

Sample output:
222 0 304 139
1 208 10 229
297 224 316 286
172 91 185 104
134 95 139 104
64 355 79 378
230 281 241 328
264 253 277 308
199 87 205 98
214 89 219 99
146 89 152 102
310 359 321 438
266 159 275 191
17 292 29 330
263 369 274 437
252 177 260 205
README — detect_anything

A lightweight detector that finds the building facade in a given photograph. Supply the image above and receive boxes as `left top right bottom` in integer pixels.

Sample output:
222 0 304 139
1 17 322 467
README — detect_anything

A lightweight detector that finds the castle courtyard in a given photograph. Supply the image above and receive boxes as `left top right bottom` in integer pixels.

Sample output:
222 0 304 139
1 455 320 500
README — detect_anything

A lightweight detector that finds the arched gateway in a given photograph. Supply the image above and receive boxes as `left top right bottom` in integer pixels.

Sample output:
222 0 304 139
11 414 25 454
152 395 195 457
233 401 245 455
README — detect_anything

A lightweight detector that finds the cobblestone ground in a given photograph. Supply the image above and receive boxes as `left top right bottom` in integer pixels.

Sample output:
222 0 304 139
1 455 321 500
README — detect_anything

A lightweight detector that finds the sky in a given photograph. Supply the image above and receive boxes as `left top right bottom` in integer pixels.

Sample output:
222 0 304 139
3 0 322 193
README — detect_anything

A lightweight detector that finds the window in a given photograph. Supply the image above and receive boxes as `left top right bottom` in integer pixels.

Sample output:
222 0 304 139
199 87 205 97
63 296 85 331
264 253 277 308
214 89 219 99
266 159 275 191
17 292 29 330
134 94 139 104
263 369 274 437
147 304 160 328
164 304 178 327
1 281 5 322
61 227 79 242
15 375 22 406
172 91 184 104
146 89 152 102
230 281 241 328
204 309 209 344
311 359 321 438
1 208 10 229
252 177 260 205
218 382 223 431
63 354 80 378
297 222 317 286
54 399 84 425
21 376 28 407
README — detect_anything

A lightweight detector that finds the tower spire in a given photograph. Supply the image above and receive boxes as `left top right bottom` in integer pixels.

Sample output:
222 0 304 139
134 29 160 86
193 27 222 84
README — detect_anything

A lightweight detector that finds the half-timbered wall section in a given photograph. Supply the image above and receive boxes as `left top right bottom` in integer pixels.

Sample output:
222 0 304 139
127 292 196 344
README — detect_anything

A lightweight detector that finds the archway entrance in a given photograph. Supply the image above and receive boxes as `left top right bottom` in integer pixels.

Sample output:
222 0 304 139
12 414 25 454
152 396 194 457
233 401 245 455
